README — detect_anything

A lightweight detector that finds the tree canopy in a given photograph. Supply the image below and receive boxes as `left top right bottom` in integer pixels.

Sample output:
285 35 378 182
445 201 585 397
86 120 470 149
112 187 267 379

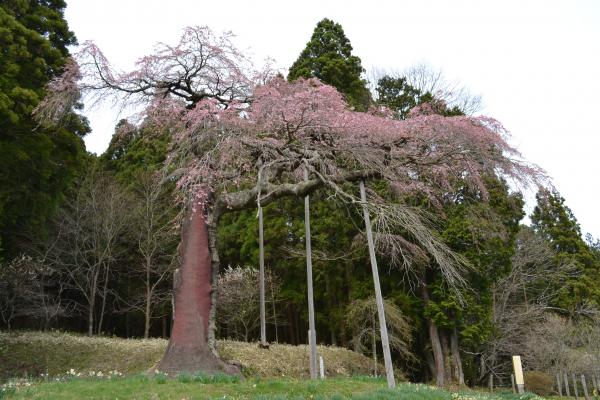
288 18 372 111
0 0 88 257
29 24 540 378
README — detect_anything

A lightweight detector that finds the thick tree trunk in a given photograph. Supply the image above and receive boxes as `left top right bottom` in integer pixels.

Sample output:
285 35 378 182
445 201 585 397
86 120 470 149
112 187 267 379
156 204 238 375
421 284 445 386
440 330 452 384
428 319 445 386
206 210 221 354
450 327 465 385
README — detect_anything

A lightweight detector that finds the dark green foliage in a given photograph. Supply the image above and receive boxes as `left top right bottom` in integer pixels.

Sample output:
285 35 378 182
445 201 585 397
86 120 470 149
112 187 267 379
218 190 368 346
375 76 464 119
100 121 171 185
531 189 600 310
288 19 371 111
418 176 525 382
375 76 422 120
0 0 88 257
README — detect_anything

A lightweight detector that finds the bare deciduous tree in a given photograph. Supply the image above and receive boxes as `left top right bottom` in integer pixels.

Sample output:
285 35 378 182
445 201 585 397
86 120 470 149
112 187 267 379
481 227 577 384
369 63 483 115
216 266 281 342
0 255 72 331
45 166 131 336
124 171 178 338
346 296 415 376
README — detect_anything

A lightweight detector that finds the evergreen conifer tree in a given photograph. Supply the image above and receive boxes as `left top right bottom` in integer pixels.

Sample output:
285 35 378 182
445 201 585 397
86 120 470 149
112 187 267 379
288 18 371 111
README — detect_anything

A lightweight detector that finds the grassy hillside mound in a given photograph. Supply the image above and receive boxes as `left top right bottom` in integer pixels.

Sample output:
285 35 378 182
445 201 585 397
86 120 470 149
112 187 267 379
0 331 380 380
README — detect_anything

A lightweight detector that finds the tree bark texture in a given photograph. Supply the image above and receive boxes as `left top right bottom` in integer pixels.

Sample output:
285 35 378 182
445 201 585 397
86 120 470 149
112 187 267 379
450 327 465 385
156 204 238 375
421 284 445 386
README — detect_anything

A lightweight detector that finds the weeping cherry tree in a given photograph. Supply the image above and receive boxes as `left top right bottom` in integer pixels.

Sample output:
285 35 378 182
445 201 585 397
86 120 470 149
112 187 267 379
36 26 541 377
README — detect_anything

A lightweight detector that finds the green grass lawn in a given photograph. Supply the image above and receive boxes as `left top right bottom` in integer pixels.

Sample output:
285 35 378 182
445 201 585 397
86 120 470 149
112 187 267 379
0 375 545 400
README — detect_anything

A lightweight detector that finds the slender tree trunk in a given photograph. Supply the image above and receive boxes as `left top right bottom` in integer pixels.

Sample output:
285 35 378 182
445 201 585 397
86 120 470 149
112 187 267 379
88 301 94 337
269 273 279 343
451 327 465 385
144 285 152 339
156 204 238 375
88 266 100 337
421 284 445 386
97 265 110 335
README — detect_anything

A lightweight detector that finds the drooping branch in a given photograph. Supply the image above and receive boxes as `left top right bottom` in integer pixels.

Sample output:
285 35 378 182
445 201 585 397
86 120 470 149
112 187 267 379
214 169 378 217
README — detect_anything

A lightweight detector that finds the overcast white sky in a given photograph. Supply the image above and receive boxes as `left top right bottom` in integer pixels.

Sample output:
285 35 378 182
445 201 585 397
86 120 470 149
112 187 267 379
65 0 600 238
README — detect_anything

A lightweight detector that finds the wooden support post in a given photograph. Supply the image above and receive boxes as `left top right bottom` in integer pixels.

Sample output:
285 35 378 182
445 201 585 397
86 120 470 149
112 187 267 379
512 356 525 394
304 168 317 380
574 373 580 399
319 355 325 379
557 373 563 396
582 374 590 400
511 374 516 394
308 330 316 379
565 372 571 397
258 204 268 348
360 180 395 389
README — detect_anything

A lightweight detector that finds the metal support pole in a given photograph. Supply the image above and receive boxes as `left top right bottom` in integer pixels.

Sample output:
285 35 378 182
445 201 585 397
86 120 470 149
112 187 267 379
304 168 317 379
360 180 395 389
574 373 580 399
258 205 267 347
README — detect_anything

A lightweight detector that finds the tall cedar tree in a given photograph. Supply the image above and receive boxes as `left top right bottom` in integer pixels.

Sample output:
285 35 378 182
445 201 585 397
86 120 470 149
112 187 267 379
531 189 600 311
288 18 372 111
0 0 88 257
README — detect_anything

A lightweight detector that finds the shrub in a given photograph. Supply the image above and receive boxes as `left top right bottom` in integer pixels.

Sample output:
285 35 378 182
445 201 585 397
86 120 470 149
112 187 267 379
524 370 554 396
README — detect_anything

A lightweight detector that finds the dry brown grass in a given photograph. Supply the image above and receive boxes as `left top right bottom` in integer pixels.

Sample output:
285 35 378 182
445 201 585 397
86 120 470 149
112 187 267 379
0 331 381 380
